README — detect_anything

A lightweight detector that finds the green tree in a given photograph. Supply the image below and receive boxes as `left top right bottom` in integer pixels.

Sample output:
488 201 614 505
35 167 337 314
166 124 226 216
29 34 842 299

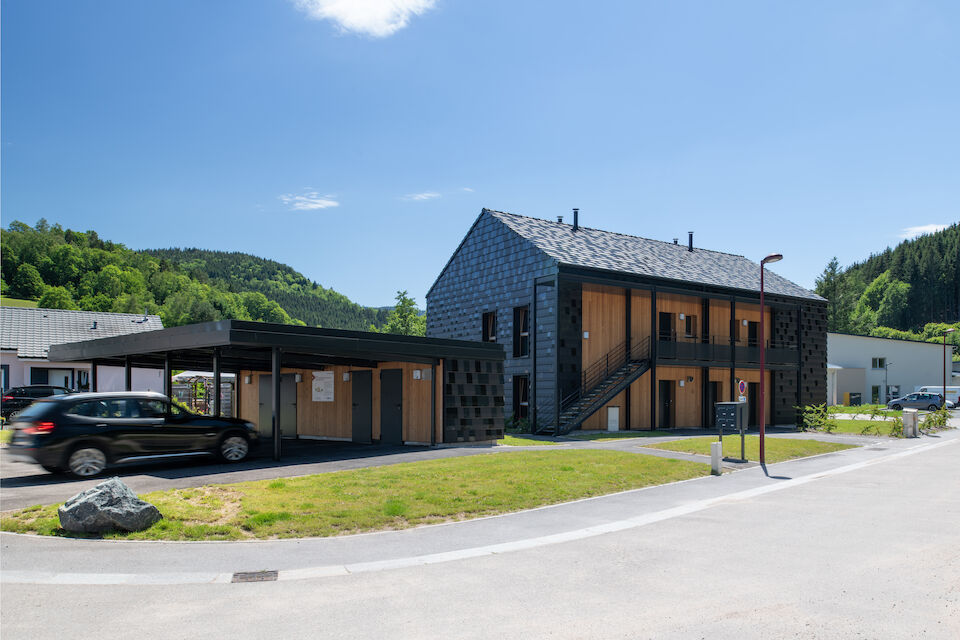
38 286 78 310
12 263 45 299
372 290 426 336
876 280 911 328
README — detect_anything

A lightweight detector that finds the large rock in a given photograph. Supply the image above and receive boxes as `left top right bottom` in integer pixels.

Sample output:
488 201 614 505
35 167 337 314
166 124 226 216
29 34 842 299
58 477 162 533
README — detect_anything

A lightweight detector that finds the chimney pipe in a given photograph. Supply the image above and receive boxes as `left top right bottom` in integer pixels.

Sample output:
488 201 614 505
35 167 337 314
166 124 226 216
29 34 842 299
673 238 678 245
557 215 563 223
572 208 579 232
688 231 693 252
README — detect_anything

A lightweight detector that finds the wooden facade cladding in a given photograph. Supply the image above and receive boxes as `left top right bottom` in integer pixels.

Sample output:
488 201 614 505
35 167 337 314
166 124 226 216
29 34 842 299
581 284 626 368
237 362 443 444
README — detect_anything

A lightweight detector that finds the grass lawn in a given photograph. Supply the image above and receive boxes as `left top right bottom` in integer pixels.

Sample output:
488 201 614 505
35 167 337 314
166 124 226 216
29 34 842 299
0 450 708 541
828 419 901 437
570 430 674 442
827 404 902 417
644 435 857 463
0 296 38 308
0 430 11 444
499 434 560 446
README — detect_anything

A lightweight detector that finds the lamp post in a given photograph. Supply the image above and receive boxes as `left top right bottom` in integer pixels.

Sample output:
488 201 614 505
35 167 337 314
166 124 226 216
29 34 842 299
884 362 894 404
944 328 956 408
759 253 782 465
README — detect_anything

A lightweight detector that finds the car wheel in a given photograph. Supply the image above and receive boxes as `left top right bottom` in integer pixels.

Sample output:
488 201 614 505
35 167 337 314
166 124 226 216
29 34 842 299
927 405 938 411
219 435 249 462
67 446 107 478
891 404 902 411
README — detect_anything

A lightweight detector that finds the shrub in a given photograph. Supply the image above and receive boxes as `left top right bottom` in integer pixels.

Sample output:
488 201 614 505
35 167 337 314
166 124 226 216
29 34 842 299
796 404 835 432
889 416 904 438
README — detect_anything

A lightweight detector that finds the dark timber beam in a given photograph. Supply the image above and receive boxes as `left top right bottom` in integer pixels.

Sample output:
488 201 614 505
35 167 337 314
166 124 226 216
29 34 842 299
91 360 98 392
271 347 282 461
729 297 736 402
124 356 132 391
163 353 173 399
625 287 631 430
430 359 438 446
650 288 657 429
213 347 222 417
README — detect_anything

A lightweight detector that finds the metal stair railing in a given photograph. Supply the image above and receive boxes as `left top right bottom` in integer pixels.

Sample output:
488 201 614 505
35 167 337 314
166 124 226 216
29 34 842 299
559 336 651 416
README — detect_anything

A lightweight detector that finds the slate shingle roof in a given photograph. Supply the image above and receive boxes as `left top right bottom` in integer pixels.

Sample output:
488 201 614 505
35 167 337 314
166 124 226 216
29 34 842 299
0 307 164 359
487 209 824 301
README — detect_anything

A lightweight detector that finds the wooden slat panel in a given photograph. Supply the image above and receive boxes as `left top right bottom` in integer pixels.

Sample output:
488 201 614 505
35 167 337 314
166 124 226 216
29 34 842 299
581 284 626 370
710 300 731 342
657 365 702 428
631 290 651 344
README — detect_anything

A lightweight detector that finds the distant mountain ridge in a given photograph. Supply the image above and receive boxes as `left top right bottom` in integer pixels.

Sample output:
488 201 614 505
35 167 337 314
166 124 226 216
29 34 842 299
0 219 390 330
144 248 390 330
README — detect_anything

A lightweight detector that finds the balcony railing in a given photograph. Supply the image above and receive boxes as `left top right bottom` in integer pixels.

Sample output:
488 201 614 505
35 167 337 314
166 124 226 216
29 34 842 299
656 332 797 364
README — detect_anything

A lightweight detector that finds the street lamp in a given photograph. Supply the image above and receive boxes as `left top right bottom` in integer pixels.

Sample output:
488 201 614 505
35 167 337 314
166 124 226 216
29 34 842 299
944 328 956 408
759 253 782 465
884 362 894 404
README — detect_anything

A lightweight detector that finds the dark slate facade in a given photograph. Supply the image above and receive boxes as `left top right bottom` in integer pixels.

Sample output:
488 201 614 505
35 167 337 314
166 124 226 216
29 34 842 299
427 212 558 426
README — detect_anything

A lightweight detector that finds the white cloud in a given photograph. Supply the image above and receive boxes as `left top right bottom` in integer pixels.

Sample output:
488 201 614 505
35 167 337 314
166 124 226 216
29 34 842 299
461 187 474 192
293 0 436 37
403 191 441 201
279 191 340 211
899 224 948 239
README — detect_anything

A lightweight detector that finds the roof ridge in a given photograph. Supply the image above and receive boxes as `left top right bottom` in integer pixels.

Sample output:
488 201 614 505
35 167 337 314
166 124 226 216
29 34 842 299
485 208 746 259
0 306 161 318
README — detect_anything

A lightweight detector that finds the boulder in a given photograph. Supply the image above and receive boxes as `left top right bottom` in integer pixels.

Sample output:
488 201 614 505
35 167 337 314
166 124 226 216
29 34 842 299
58 477 162 533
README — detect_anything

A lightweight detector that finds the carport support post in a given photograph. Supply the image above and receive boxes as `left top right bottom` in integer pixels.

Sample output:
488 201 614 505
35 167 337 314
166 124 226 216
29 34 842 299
91 360 98 392
430 359 438 446
271 347 282 461
163 353 173 399
124 356 132 391
213 348 222 417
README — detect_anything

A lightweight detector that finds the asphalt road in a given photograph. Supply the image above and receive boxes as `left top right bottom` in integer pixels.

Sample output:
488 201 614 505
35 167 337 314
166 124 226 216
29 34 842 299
2 430 958 639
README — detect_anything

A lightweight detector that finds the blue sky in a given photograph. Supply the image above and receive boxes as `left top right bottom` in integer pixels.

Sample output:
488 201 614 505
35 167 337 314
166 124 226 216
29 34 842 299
2 0 957 307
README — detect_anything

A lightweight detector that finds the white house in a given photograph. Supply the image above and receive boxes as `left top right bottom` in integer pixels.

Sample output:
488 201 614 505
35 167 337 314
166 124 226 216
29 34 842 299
0 307 164 392
826 332 953 405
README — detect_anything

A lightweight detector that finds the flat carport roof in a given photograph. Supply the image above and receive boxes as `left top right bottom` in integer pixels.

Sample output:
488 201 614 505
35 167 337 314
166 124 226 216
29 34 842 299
48 320 504 458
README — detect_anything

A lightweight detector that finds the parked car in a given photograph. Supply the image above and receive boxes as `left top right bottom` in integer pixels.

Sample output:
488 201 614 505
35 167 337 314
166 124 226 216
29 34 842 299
1 385 72 419
5 391 258 478
886 392 945 411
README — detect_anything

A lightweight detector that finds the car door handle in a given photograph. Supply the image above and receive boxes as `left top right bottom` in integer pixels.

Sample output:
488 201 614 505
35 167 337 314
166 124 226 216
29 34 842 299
96 423 107 427
205 433 215 436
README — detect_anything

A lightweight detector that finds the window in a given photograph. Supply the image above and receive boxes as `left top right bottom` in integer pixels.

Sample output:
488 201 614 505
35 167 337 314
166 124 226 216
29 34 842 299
513 375 529 420
68 400 111 418
871 386 880 404
137 399 168 419
684 315 698 339
513 306 529 357
871 357 886 369
658 312 674 341
482 311 497 343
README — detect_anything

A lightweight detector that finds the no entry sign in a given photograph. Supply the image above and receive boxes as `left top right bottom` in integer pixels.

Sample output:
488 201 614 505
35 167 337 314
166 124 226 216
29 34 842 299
738 379 747 395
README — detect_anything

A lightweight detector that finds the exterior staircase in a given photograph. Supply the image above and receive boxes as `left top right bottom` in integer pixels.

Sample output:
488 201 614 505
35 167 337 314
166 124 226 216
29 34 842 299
539 337 651 436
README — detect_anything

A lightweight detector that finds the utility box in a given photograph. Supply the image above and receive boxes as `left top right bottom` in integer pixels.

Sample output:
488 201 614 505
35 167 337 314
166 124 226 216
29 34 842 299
715 401 748 432
902 409 918 438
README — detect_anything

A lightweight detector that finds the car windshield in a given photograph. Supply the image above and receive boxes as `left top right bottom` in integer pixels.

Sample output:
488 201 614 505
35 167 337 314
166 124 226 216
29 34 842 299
12 401 56 420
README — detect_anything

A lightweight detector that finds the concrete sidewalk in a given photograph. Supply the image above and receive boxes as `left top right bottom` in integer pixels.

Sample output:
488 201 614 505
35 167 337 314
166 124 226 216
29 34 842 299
3 429 956 585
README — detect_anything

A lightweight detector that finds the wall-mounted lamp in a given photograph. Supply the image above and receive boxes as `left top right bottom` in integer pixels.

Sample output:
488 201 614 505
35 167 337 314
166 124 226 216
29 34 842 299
413 369 422 380
742 319 749 326
243 375 252 385
679 313 685 320
294 373 303 383
342 372 350 382
679 379 685 388
583 331 590 339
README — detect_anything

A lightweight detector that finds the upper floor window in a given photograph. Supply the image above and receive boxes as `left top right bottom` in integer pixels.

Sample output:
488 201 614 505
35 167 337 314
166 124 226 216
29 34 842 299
482 311 497 343
513 375 529 420
871 357 886 369
513 306 530 357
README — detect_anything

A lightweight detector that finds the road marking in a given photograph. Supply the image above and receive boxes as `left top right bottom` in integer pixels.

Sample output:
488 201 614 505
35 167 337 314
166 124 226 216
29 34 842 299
2 437 955 586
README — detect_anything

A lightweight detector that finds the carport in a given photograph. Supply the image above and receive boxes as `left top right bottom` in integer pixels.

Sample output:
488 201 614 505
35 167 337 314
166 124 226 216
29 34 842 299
47 320 506 459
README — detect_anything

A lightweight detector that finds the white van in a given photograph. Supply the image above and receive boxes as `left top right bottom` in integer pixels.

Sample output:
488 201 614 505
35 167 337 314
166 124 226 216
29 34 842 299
917 386 960 406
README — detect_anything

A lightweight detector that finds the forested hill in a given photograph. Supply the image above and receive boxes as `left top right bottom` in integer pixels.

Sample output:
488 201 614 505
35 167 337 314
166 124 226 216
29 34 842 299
144 248 389 330
814 223 959 355
0 220 391 330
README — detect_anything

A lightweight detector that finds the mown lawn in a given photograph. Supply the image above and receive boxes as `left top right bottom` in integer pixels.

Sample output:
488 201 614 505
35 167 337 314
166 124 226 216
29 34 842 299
499 435 560 446
0 296 38 308
0 450 708 541
570 430 673 442
829 419 901 437
644 435 857 463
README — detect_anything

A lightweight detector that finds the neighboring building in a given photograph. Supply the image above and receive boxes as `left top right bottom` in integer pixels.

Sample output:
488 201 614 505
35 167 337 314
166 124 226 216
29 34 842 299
0 306 164 392
427 208 828 432
826 332 954 405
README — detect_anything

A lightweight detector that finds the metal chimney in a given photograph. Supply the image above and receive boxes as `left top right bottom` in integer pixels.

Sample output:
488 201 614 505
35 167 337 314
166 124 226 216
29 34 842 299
572 208 579 232
688 231 694 252
673 238 679 245
557 215 563 223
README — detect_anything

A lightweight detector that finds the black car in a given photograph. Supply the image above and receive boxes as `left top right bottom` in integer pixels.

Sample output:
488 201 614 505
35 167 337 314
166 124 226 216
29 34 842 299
6 391 259 478
1 385 72 419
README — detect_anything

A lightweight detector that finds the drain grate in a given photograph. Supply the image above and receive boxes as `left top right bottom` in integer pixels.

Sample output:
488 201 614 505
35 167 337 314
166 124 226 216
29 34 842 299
232 570 278 583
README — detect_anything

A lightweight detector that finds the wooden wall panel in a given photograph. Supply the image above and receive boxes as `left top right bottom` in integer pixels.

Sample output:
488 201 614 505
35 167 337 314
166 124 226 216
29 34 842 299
733 368 772 423
628 371 652 430
236 362 438 443
733 303 772 346
657 365 702 428
631 291 652 344
581 390 626 430
656 294 702 340
709 367 731 403
581 284 626 370
710 300 731 342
